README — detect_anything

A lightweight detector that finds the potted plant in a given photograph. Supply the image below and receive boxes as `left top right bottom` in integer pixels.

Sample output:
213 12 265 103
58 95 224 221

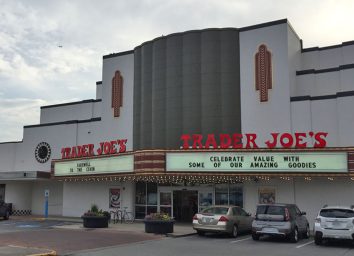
81 204 110 228
143 212 175 234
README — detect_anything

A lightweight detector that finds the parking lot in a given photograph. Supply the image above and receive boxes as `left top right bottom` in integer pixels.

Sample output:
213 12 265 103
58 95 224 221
71 233 354 256
0 218 354 256
0 218 163 255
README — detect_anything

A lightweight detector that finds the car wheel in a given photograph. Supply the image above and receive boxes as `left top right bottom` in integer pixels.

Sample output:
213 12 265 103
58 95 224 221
197 230 205 236
231 225 238 238
4 211 9 220
252 233 260 241
304 225 310 239
314 232 322 245
290 227 299 243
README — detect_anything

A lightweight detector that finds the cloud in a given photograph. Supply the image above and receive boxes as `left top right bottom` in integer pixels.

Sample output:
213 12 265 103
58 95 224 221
0 98 44 142
0 97 79 142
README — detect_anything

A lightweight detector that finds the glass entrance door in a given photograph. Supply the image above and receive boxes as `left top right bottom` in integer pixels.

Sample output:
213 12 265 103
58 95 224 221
173 190 198 222
0 184 5 201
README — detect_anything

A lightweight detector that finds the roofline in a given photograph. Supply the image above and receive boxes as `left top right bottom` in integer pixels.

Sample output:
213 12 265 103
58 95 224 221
41 99 102 109
290 90 354 102
0 141 22 145
101 19 354 58
296 63 354 75
302 40 354 52
103 50 134 60
134 19 288 50
238 18 288 32
24 117 101 129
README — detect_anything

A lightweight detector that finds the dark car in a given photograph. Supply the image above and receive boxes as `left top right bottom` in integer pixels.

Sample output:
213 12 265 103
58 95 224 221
0 200 10 220
252 203 310 243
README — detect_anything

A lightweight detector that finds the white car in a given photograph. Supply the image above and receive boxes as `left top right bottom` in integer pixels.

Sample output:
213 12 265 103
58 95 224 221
314 205 354 245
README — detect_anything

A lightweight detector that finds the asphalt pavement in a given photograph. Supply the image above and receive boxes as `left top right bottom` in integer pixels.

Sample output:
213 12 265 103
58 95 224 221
0 216 196 256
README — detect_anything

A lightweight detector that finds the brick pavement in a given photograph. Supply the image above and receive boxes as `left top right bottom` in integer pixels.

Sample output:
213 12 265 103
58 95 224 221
0 215 196 255
0 229 163 255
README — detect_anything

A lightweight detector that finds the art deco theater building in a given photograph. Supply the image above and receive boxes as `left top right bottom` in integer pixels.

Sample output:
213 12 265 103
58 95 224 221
1 19 354 224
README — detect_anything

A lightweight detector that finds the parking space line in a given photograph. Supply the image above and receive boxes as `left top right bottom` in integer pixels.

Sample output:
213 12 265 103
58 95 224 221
230 237 251 243
296 240 314 248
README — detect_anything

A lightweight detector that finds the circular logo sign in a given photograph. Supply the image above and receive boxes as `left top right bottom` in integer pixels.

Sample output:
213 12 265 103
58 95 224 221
35 142 51 163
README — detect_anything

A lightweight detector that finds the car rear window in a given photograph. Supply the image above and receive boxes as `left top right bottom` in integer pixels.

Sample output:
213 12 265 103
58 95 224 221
320 209 354 218
257 205 285 215
202 207 229 215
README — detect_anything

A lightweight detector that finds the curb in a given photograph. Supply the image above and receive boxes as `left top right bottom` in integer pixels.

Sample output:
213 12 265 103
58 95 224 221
27 250 57 256
166 232 196 238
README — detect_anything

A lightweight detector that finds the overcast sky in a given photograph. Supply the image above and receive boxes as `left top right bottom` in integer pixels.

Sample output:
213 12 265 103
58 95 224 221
1 0 354 142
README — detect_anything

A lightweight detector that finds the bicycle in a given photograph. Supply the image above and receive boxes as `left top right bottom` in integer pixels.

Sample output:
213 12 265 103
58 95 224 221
110 207 135 224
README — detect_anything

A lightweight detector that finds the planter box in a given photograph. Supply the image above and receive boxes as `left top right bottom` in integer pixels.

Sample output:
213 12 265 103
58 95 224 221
144 220 174 234
82 216 109 228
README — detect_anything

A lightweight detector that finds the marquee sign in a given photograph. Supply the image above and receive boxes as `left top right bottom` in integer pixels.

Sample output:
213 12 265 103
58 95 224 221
166 152 347 173
54 155 134 176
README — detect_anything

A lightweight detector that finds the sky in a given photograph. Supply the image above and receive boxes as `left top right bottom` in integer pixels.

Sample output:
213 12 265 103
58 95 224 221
1 0 354 142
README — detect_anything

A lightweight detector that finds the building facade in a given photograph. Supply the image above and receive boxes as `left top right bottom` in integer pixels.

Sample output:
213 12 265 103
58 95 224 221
0 19 354 225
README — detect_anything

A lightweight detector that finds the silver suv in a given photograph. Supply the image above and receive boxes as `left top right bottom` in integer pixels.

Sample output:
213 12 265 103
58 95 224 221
314 205 354 245
252 203 310 243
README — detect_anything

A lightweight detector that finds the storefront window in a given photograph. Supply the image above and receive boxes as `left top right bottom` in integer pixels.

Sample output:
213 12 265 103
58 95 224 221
199 192 212 211
160 206 172 216
135 205 146 220
135 182 158 219
159 192 172 216
147 183 157 205
147 206 157 215
160 192 171 205
229 185 243 207
215 185 228 205
135 182 146 205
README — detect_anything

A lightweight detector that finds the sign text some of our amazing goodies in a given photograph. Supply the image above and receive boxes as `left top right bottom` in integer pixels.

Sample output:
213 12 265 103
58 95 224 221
166 152 347 173
54 155 134 176
180 132 328 149
60 139 127 159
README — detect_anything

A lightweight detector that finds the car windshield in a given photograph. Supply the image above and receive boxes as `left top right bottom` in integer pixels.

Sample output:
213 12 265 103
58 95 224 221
202 207 229 215
257 205 285 215
320 209 354 218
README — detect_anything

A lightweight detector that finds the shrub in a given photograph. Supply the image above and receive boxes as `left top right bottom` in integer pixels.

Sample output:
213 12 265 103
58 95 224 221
144 212 173 221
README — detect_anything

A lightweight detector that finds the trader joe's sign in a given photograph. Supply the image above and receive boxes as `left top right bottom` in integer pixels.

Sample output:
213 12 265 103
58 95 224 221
54 155 134 176
60 139 127 159
166 152 347 173
180 132 328 149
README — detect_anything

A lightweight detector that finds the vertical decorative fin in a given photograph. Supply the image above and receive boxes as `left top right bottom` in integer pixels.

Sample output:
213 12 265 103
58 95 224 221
112 70 123 117
255 44 272 102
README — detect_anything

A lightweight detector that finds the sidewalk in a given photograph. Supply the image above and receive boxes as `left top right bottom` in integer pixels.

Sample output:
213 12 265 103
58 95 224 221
52 218 196 238
10 215 197 237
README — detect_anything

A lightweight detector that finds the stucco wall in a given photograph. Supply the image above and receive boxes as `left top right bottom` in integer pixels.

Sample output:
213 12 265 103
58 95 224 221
40 101 101 124
4 181 32 211
0 143 17 172
31 181 63 216
62 181 134 217
240 23 291 146
100 53 134 151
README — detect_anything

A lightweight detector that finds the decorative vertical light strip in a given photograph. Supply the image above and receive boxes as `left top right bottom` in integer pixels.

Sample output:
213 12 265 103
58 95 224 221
112 70 123 117
255 44 272 102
